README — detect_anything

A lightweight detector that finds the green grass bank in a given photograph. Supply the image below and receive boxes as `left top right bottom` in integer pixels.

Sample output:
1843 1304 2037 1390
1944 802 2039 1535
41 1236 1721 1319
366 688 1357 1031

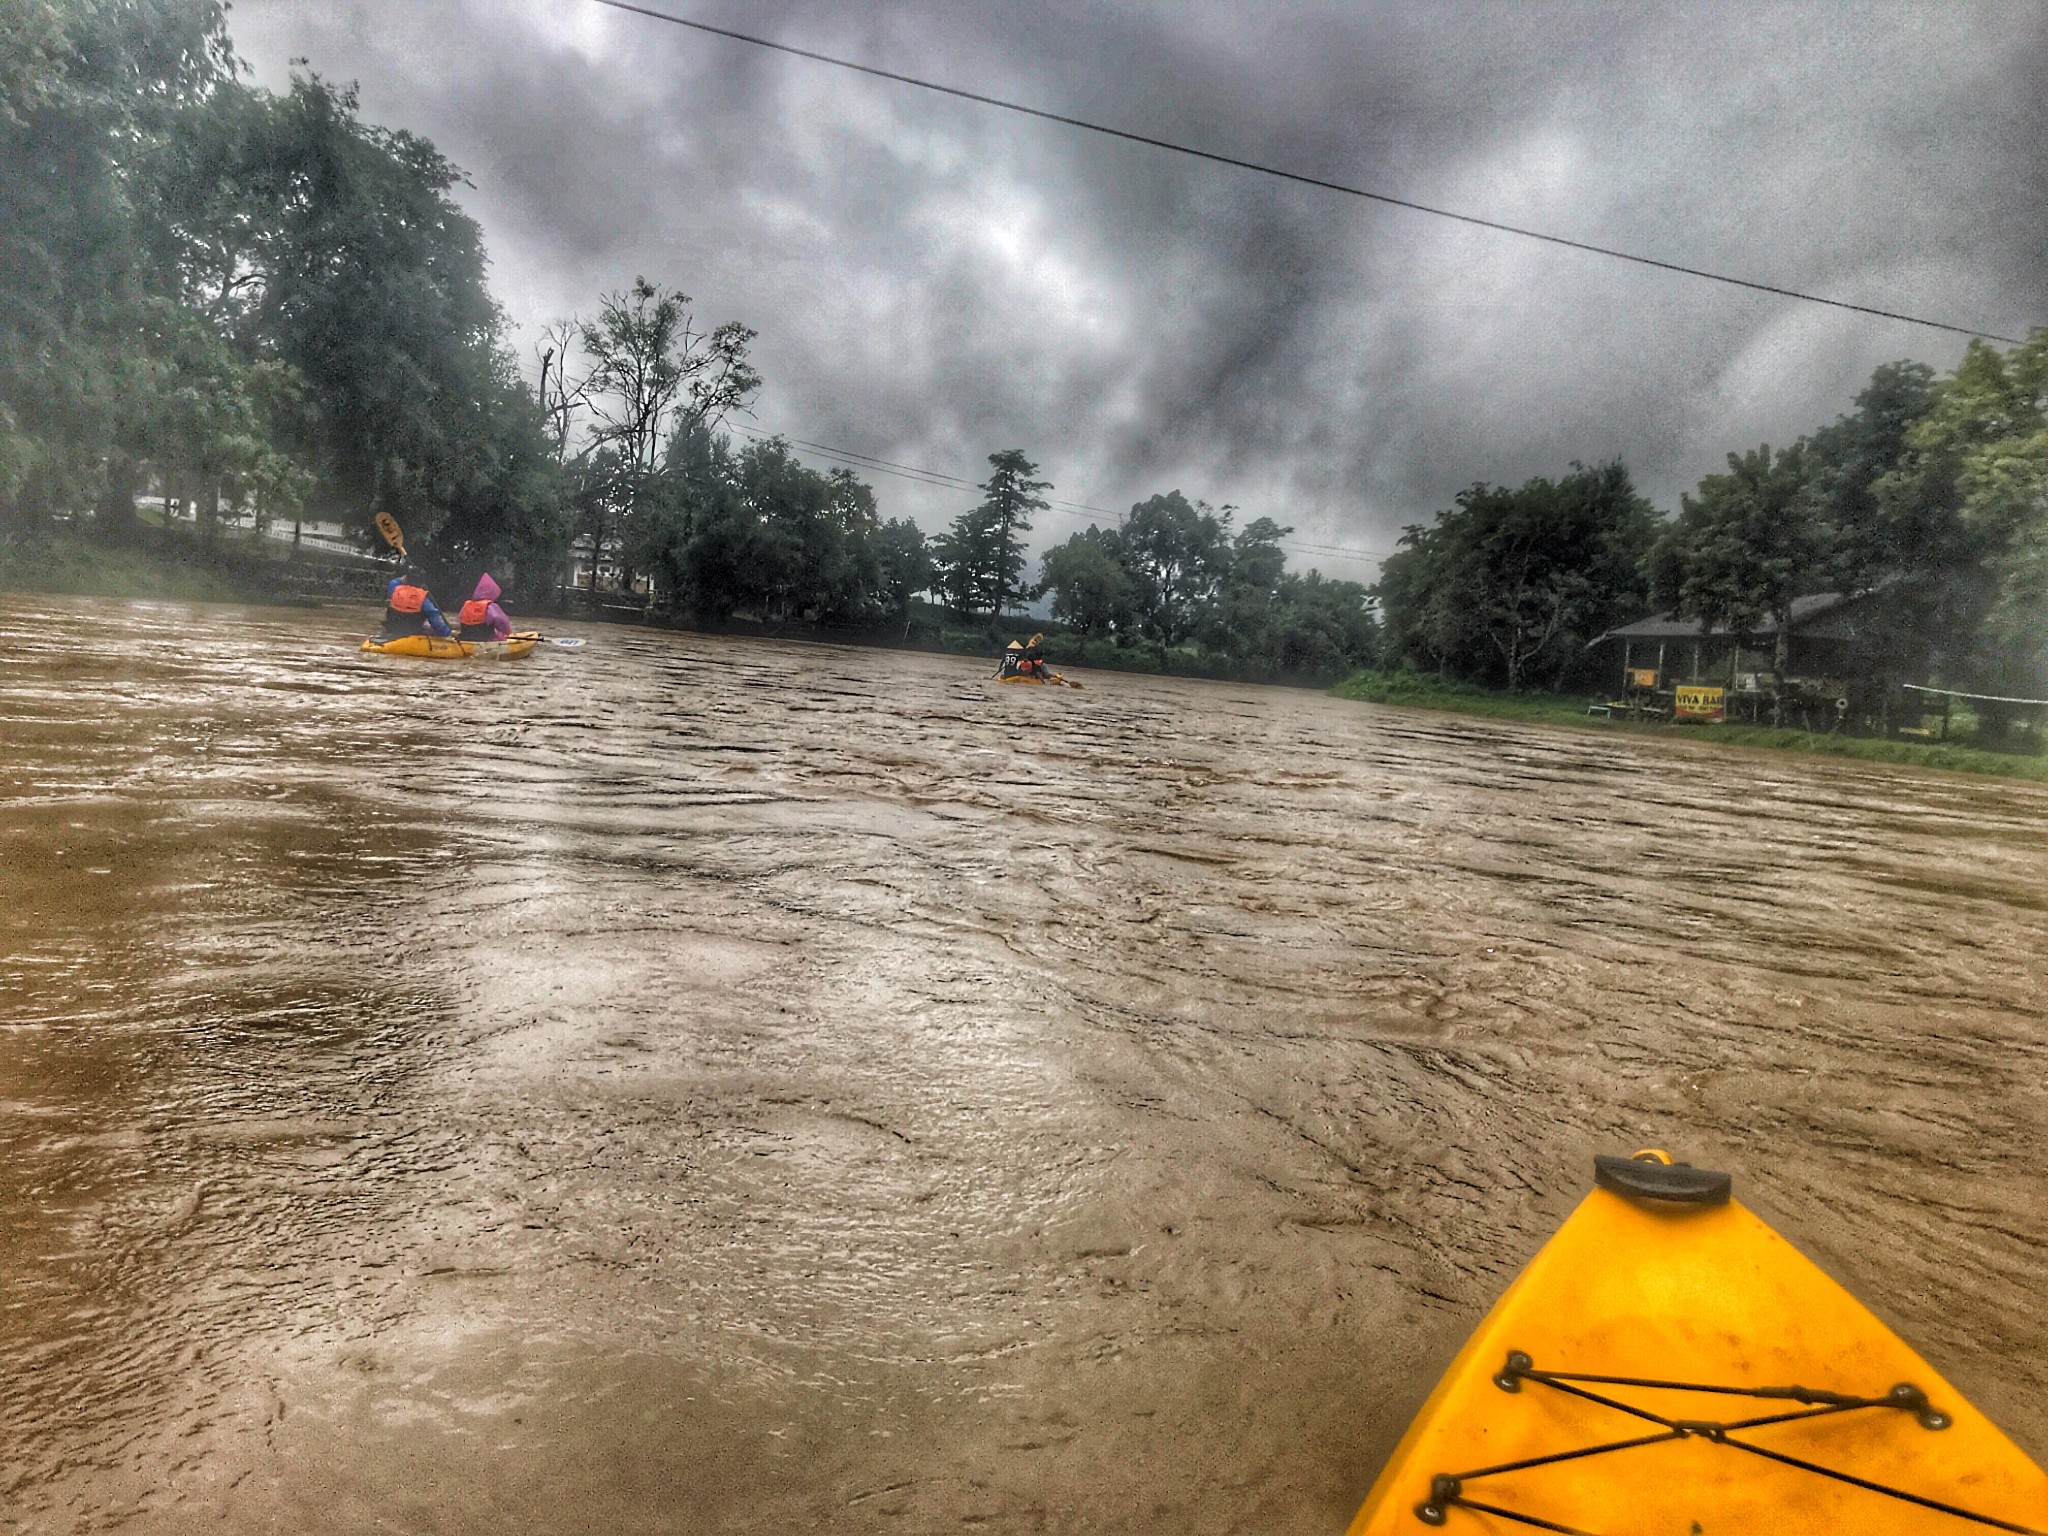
0 533 249 603
1332 670 2048 783
0 528 393 607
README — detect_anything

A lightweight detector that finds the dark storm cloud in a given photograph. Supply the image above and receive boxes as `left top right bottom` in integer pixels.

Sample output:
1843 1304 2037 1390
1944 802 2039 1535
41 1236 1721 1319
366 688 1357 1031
231 0 2048 574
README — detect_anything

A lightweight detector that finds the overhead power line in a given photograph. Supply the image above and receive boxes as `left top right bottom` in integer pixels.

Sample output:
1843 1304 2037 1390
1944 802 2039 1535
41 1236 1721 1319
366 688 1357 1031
593 0 2028 346
731 422 971 494
725 420 1394 566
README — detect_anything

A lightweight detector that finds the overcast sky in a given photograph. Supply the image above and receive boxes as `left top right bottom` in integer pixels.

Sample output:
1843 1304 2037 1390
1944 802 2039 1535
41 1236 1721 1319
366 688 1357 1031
230 1 2045 581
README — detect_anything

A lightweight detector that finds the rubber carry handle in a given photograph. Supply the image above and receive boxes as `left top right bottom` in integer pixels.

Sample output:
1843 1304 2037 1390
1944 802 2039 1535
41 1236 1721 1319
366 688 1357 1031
1593 1153 1732 1206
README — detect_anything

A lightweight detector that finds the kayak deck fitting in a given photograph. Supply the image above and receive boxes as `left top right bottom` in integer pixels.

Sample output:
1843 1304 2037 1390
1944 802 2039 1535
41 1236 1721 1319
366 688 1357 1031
1346 1152 2047 1535
359 630 539 660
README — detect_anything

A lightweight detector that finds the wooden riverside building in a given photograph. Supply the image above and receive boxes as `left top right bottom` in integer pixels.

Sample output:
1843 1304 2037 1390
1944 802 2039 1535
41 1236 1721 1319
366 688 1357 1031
1592 592 1890 726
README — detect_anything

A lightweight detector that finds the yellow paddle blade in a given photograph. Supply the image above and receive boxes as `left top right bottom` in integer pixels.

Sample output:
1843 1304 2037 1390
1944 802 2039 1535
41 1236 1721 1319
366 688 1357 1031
374 511 406 557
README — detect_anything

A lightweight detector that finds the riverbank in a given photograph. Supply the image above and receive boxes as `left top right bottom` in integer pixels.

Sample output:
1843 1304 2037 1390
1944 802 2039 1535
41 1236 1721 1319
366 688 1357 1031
0 528 389 606
1331 669 2048 782
0 532 246 602
729 613 1345 686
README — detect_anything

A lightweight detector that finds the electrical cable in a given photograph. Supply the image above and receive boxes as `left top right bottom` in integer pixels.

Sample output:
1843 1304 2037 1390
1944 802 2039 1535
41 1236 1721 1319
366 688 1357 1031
592 0 2028 346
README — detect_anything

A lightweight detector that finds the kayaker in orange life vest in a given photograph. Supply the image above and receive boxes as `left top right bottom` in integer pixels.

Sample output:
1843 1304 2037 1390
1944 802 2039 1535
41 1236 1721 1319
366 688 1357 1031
380 574 452 639
1019 632 1049 679
456 572 514 641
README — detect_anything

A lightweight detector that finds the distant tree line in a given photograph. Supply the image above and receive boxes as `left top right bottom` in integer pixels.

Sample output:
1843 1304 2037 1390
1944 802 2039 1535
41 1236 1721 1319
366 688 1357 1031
1033 491 1380 679
566 412 1378 682
1376 335 2048 703
614 422 932 630
534 278 924 631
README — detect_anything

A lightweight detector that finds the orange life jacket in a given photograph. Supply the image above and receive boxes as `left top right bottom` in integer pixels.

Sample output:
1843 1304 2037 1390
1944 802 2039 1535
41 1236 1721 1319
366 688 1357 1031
388 584 427 614
458 598 491 627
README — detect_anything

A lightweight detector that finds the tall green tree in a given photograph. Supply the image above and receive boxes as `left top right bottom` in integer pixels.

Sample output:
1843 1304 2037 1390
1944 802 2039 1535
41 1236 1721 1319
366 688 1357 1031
1229 515 1290 595
633 432 761 622
1 0 576 591
875 517 932 630
1268 571 1380 676
625 430 891 627
935 449 1048 620
139 67 567 569
575 276 759 593
929 521 983 619
221 75 503 543
0 0 239 531
732 438 883 623
1872 333 2048 702
1382 461 1657 690
1038 526 1133 635
1647 444 1829 707
1036 505 1377 679
1115 491 1235 644
1192 515 1291 659
1765 359 1940 709
1806 361 1939 591
427 351 570 590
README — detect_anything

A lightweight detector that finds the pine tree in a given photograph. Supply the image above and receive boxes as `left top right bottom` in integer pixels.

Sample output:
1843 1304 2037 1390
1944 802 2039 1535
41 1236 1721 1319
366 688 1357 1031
935 450 1049 620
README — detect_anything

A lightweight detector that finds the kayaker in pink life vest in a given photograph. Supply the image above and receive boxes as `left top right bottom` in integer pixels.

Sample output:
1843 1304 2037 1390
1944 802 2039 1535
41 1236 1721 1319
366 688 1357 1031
456 572 514 641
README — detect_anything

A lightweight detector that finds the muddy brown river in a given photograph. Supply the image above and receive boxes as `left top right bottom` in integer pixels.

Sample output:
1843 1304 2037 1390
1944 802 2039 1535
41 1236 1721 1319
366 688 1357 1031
2 591 2044 1533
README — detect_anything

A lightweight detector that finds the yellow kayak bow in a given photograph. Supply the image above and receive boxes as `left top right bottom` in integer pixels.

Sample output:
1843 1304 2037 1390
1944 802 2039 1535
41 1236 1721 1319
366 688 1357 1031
1347 1152 2046 1535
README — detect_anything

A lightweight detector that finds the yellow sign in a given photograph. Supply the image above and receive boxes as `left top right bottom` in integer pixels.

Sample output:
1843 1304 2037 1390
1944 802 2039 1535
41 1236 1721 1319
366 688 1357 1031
1674 685 1726 722
1628 668 1659 689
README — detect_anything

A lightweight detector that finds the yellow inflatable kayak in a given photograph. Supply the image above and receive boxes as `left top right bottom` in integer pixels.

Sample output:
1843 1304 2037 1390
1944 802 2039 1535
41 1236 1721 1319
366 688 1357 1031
1348 1152 2046 1535
992 670 1081 688
360 631 539 660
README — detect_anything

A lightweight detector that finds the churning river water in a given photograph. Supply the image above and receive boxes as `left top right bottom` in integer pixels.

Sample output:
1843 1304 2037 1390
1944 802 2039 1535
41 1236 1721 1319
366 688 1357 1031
2 592 2045 1534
